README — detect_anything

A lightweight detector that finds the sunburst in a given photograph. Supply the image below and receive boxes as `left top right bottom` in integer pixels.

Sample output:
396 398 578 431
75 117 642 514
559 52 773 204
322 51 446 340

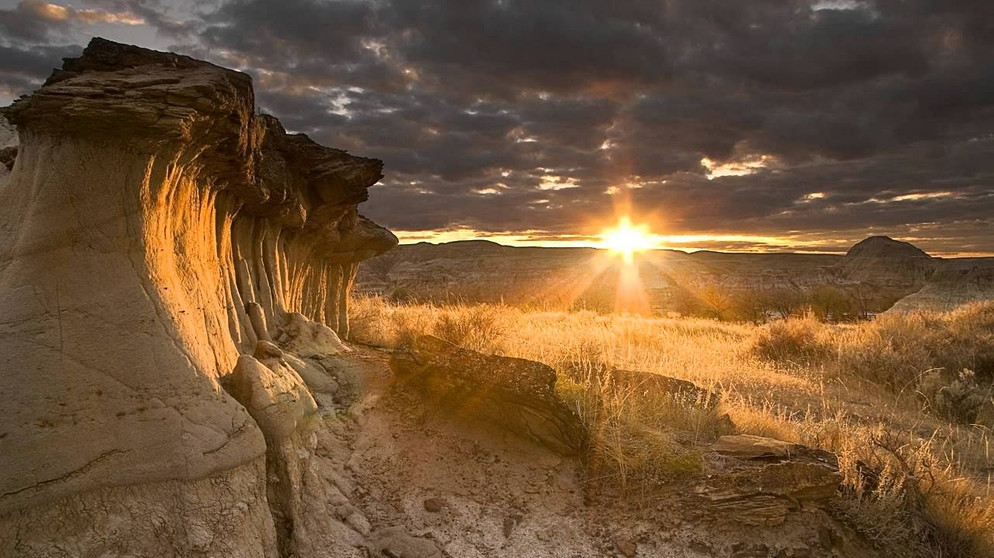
600 216 654 263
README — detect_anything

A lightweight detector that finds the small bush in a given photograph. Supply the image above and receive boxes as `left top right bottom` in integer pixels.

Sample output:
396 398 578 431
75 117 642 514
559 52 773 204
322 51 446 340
431 304 507 353
944 302 994 380
751 314 830 365
835 324 931 388
919 369 992 425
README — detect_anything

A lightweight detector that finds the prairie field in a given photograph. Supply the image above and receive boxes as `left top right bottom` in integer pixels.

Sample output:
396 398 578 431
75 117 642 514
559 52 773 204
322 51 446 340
350 295 994 558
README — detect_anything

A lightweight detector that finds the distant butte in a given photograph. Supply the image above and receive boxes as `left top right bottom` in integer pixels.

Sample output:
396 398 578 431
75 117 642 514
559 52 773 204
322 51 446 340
845 235 932 259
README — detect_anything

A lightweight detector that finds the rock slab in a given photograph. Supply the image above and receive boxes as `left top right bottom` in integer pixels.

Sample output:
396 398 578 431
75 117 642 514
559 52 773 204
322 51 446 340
389 335 587 455
698 435 842 526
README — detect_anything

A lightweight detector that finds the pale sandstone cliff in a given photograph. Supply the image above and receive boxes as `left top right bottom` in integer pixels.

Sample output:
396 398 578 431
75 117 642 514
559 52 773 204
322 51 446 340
0 38 395 555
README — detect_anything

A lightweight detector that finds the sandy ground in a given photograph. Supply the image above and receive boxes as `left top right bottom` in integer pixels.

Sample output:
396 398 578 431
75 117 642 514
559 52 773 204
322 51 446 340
309 345 875 558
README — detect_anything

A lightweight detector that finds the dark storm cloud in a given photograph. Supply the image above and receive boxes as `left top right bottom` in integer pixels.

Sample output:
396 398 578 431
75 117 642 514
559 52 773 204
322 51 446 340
82 0 196 38
629 138 994 233
2 0 993 252
0 43 74 75
0 0 71 41
382 0 673 96
0 43 79 99
700 5 929 91
200 0 376 74
0 0 187 100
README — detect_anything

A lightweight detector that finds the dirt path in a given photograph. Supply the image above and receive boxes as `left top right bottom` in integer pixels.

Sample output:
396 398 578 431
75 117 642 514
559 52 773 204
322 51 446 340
319 345 613 557
305 345 859 558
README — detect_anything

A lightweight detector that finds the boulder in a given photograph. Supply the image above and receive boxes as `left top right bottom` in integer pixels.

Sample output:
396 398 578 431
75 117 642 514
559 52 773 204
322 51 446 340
282 353 340 395
713 434 802 459
279 312 350 357
252 338 340 396
698 435 841 526
390 335 587 455
226 355 317 442
368 526 443 558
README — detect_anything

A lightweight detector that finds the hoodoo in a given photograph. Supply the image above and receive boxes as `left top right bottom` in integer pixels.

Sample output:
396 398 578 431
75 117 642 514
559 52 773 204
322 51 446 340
0 38 395 555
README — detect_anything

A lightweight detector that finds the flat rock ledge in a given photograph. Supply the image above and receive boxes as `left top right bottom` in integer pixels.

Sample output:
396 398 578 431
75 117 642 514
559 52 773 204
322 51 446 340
697 435 842 526
388 335 587 455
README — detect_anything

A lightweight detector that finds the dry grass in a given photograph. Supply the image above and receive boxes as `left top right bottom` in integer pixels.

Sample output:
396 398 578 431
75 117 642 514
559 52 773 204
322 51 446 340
350 294 994 557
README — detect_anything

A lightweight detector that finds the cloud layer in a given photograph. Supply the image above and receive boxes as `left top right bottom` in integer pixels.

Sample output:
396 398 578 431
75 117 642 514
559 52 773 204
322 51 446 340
1 0 992 254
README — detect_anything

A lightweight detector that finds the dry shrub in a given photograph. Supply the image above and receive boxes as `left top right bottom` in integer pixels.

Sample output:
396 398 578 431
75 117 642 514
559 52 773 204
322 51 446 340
944 302 994 380
576 382 716 500
837 302 994 386
585 417 703 501
751 314 831 365
557 348 731 499
834 317 933 388
919 369 993 425
430 304 508 353
830 302 994 424
835 426 994 558
347 296 509 353
722 397 802 442
347 294 395 346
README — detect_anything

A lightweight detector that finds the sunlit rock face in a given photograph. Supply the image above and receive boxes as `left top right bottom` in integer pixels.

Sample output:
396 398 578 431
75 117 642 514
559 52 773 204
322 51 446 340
0 37 395 554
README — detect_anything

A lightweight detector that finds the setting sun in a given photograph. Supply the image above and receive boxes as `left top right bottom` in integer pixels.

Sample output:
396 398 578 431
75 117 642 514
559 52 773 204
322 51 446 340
600 216 654 263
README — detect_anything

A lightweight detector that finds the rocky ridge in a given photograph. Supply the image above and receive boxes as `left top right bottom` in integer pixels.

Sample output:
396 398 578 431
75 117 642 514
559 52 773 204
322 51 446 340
358 236 994 314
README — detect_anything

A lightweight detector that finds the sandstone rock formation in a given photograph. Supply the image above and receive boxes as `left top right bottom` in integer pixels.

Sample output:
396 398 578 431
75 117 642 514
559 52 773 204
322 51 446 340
844 235 931 260
0 38 395 555
389 335 587 455
889 257 994 311
697 435 842 526
0 117 15 176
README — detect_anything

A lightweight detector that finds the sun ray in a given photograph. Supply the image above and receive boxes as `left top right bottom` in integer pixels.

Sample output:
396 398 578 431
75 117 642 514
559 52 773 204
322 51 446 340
600 216 654 263
596 216 657 314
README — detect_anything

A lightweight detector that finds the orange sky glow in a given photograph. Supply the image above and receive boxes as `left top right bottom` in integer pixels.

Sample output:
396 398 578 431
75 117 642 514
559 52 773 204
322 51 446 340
390 228 994 258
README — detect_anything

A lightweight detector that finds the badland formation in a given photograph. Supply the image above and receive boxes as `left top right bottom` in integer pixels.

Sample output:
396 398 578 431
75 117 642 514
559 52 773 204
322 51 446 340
2 39 991 558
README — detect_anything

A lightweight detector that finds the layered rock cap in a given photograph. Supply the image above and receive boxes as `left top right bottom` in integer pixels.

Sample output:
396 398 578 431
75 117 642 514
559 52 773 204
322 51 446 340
0 36 396 549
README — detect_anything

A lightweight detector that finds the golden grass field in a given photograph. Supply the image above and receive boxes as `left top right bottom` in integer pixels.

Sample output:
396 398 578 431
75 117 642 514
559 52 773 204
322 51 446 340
349 296 994 558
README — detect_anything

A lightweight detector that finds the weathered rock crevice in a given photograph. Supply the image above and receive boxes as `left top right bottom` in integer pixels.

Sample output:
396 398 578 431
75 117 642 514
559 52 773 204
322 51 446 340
0 38 395 555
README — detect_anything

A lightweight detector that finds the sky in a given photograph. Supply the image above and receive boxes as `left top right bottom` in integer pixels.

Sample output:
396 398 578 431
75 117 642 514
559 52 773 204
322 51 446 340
1 0 992 256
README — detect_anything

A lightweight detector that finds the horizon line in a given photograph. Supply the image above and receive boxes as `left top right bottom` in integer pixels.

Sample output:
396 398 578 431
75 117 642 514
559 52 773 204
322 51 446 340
390 230 994 259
